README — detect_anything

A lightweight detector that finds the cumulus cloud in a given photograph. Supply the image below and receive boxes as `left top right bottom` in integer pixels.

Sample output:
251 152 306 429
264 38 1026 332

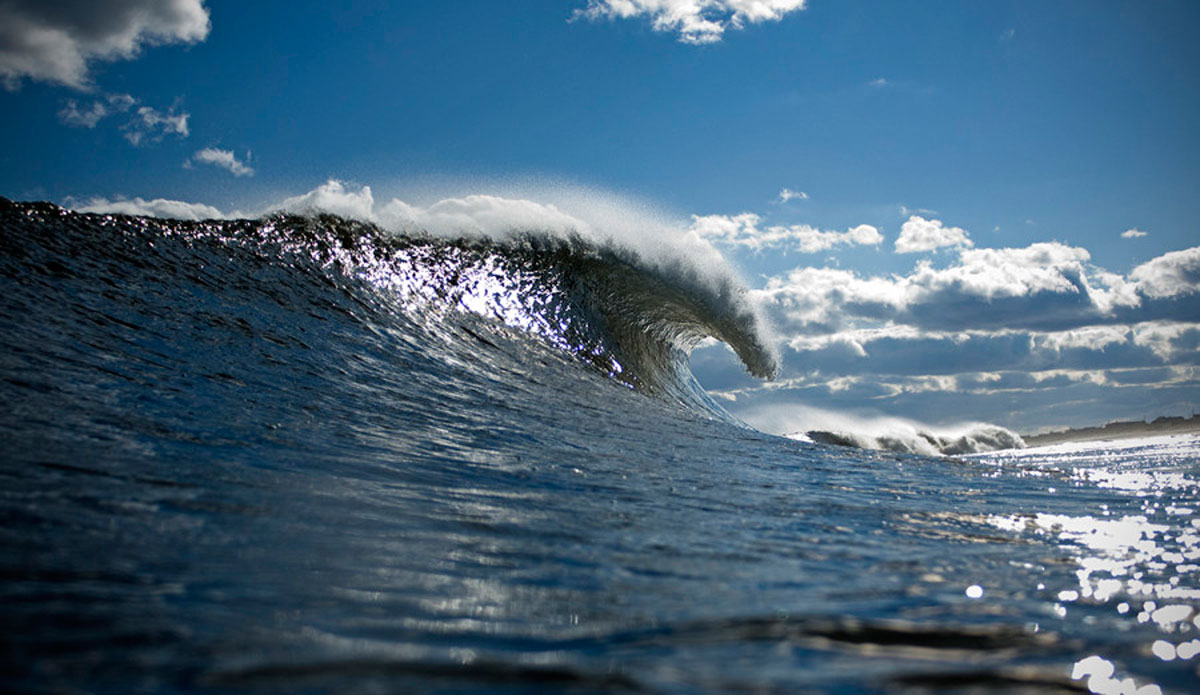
188 147 254 177
723 236 1200 431
574 0 808 45
1121 228 1147 239
755 241 1197 336
0 0 211 90
70 195 224 220
691 212 882 253
121 103 189 145
775 323 1185 380
1132 322 1200 361
894 215 973 253
1130 247 1200 299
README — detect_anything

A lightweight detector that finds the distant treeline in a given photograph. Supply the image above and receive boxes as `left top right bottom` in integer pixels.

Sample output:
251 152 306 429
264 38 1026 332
1024 414 1200 446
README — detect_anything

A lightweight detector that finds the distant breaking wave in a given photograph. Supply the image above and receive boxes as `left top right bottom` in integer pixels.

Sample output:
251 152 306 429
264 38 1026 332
804 423 1026 456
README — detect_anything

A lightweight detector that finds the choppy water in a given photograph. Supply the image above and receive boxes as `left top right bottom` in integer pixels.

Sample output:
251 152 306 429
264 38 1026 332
1 198 1197 694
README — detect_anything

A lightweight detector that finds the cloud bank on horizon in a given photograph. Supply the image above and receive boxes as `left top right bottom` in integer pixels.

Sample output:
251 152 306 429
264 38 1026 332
688 202 1199 433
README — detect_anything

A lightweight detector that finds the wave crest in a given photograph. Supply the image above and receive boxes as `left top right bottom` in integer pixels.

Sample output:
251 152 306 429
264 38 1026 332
14 196 777 417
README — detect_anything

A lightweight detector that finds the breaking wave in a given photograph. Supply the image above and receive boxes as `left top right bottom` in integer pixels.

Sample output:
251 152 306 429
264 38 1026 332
4 197 777 417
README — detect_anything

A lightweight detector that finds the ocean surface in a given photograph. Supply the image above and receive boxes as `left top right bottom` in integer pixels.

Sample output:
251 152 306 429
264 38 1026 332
2 197 1198 694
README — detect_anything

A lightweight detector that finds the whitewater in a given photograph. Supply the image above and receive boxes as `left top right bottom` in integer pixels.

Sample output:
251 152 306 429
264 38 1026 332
1 196 1198 694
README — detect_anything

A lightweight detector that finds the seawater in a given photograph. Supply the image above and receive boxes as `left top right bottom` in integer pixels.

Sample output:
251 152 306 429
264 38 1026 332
1 199 1197 694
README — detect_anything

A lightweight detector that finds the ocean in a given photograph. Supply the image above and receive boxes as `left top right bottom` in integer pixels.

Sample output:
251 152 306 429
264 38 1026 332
1 197 1197 694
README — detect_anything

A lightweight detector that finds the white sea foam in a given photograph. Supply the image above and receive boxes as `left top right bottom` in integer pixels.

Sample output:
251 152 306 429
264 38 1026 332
740 404 1025 455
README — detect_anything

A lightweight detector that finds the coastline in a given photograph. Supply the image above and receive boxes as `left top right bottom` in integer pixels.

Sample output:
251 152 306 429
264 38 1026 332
1021 415 1200 448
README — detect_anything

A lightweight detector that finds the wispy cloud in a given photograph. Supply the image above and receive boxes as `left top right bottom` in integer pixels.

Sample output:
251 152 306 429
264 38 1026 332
57 93 136 127
573 0 808 45
778 188 808 203
868 77 888 88
1121 227 1148 239
899 204 937 217
58 92 191 147
122 104 189 146
187 147 254 177
0 0 211 90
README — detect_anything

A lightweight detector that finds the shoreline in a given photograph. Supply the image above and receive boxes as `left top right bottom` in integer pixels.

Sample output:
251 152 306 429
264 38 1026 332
1021 415 1200 448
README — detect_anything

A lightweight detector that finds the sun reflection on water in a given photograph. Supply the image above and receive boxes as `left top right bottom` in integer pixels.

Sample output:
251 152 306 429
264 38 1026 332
974 435 1200 693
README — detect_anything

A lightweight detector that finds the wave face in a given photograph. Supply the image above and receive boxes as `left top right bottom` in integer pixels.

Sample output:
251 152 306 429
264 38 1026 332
2 197 1199 695
14 200 773 414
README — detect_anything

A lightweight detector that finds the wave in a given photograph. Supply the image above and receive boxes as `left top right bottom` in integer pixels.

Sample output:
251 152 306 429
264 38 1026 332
803 423 1026 456
741 404 1026 455
1 197 777 418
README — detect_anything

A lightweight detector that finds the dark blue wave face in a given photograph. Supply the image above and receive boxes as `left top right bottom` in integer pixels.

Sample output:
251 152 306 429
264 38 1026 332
2 199 1198 694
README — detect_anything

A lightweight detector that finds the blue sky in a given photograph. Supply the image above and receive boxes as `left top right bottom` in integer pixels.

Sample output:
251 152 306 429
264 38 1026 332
1 0 1198 434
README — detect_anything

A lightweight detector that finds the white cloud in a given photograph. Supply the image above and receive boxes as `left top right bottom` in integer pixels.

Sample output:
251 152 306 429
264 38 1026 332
868 77 888 88
1130 246 1200 298
121 104 189 146
70 195 224 221
756 241 1178 336
690 212 762 245
58 92 190 147
574 0 808 45
909 243 1094 302
724 236 1200 432
189 147 254 177
1132 322 1200 361
57 92 134 127
690 213 882 253
1121 227 1147 239
894 214 973 253
758 266 907 331
778 188 808 202
0 0 211 90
